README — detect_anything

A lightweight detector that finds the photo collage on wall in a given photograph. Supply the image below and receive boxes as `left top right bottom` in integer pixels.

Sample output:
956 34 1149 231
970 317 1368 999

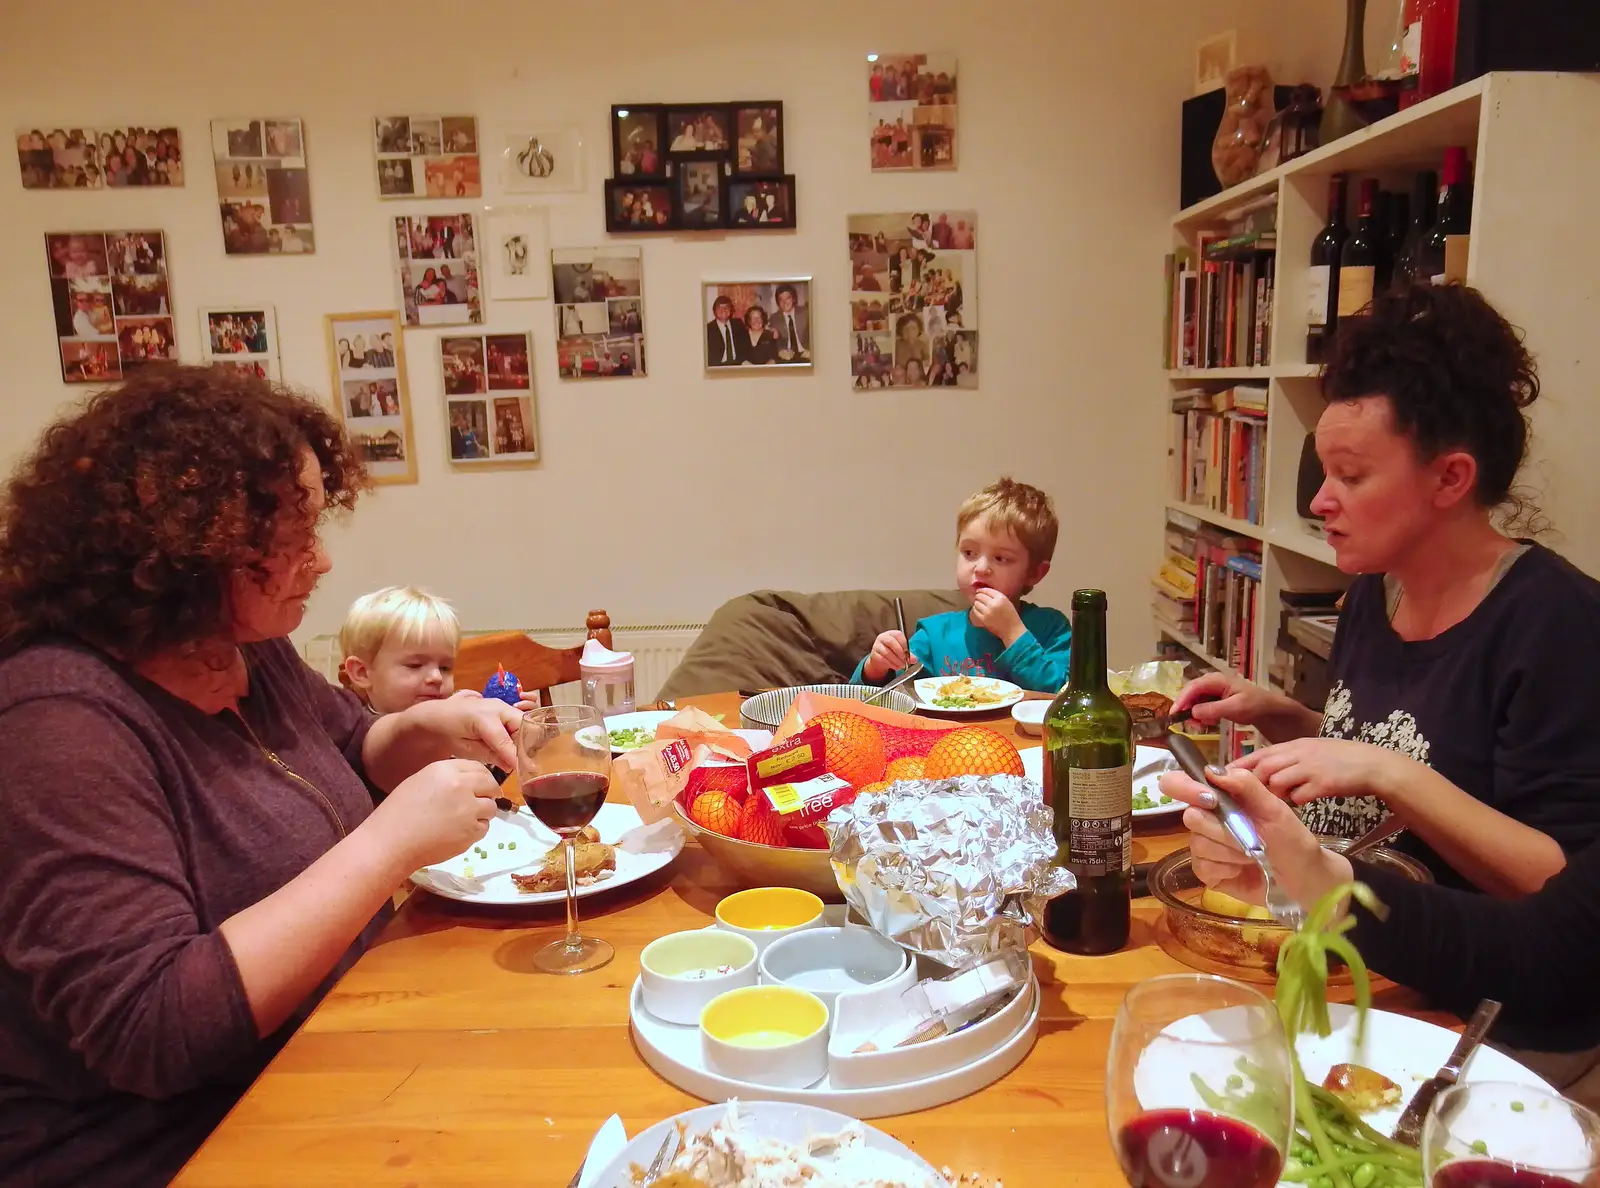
606 102 794 233
210 118 313 254
200 306 280 380
552 246 645 379
326 310 415 485
702 280 812 370
46 231 176 383
868 53 958 171
16 126 183 189
393 213 482 327
848 210 978 390
439 332 539 466
374 115 481 198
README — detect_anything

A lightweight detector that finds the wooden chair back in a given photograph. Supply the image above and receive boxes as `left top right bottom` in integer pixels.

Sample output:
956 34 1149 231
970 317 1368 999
454 611 612 706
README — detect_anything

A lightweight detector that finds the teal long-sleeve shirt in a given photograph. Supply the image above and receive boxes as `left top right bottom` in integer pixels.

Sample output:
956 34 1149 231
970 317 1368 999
850 602 1073 693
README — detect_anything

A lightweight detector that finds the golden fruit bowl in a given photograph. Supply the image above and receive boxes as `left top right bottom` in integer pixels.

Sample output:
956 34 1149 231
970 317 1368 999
671 801 844 903
1151 837 1433 978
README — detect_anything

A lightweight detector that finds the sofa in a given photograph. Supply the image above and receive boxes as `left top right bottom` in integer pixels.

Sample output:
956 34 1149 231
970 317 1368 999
657 588 968 701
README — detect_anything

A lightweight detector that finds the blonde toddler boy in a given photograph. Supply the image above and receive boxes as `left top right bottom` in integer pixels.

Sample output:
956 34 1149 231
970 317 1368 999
339 586 462 714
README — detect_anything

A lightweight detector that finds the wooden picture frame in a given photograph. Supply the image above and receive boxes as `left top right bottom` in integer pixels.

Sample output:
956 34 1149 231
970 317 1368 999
611 105 667 179
731 100 784 175
605 178 678 233
725 174 796 230
324 310 417 485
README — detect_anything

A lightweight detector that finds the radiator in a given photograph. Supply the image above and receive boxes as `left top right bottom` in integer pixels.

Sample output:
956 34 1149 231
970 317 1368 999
300 623 704 704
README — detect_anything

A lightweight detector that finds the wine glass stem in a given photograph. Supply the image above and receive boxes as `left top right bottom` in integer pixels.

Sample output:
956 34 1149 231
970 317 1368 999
562 835 581 951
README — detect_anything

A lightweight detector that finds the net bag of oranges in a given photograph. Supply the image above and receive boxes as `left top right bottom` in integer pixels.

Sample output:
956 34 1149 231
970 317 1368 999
679 691 1026 851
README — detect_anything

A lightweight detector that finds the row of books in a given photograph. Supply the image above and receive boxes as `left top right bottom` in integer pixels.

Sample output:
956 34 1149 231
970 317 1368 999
1153 511 1263 683
1162 217 1277 370
1168 386 1268 524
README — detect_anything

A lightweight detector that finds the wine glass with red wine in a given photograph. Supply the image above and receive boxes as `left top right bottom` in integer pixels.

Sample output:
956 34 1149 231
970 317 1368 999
519 705 614 975
1424 1082 1600 1187
1106 974 1294 1188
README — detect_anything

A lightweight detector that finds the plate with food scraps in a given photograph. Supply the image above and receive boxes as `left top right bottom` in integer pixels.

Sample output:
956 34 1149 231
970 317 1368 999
604 710 679 753
1134 1003 1556 1187
593 1101 951 1187
912 674 1025 714
1020 744 1183 818
410 802 684 906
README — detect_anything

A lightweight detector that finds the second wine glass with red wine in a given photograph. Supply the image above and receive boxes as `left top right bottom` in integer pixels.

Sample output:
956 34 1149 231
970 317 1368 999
519 705 613 975
1106 974 1294 1188
1424 1082 1600 1187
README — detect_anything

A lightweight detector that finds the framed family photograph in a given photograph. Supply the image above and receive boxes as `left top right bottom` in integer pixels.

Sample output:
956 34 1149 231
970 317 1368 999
703 279 812 371
200 306 280 380
211 117 314 255
325 310 415 485
732 103 783 174
46 230 176 384
439 331 539 466
666 106 731 156
17 126 183 189
552 246 645 380
612 106 666 178
848 210 977 390
605 179 676 232
728 175 795 228
483 205 551 301
374 114 481 198
499 126 584 194
393 212 482 326
868 54 958 171
676 161 723 229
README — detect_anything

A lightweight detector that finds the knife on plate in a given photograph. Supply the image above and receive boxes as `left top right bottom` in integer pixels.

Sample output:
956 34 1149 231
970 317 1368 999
1390 999 1502 1147
570 1114 626 1188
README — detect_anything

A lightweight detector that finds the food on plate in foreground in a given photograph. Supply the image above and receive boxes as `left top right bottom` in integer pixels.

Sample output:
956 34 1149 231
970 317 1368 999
509 836 616 894
931 674 1008 709
631 1105 945 1187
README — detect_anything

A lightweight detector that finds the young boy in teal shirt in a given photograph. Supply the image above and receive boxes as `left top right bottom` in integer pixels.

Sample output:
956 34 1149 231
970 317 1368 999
853 477 1072 691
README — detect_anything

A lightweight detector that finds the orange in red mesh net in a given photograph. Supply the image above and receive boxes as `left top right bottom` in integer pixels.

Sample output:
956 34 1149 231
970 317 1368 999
738 793 789 846
688 789 743 837
923 725 1025 779
683 764 750 802
885 756 928 783
809 710 889 788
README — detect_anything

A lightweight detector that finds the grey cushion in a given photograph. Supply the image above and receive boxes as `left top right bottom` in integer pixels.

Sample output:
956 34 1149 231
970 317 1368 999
658 589 968 700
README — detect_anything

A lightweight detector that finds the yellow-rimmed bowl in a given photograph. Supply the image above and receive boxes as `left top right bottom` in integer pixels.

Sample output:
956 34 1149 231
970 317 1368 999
714 887 826 955
700 984 830 1088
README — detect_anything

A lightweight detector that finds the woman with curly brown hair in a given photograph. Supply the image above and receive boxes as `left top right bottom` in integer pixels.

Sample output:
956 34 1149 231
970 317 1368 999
0 367 522 1187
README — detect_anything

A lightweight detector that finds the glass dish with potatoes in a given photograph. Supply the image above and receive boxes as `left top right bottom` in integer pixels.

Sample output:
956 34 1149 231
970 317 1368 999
1149 838 1434 978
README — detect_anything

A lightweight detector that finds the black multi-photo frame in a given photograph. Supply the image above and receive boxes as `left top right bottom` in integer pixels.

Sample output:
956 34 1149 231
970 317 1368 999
606 101 795 234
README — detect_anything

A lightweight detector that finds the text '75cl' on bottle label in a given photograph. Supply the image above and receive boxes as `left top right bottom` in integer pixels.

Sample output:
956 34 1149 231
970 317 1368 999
1067 763 1132 877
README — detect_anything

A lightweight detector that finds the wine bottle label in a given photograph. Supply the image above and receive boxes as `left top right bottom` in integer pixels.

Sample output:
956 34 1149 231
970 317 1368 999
1306 265 1331 326
1442 234 1470 284
1066 763 1132 877
1337 266 1375 317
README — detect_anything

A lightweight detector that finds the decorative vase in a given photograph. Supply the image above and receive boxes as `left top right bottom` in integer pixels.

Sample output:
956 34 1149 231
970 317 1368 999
1211 64 1277 188
1321 0 1371 143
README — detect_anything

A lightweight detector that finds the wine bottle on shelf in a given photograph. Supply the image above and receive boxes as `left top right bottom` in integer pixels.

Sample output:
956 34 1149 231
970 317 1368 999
1305 173 1349 364
1420 146 1473 284
1384 191 1410 286
1395 169 1438 287
1416 0 1460 104
1337 178 1390 322
1041 590 1133 956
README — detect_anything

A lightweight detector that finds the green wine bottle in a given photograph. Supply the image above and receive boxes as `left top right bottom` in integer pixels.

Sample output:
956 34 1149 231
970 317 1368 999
1041 589 1133 954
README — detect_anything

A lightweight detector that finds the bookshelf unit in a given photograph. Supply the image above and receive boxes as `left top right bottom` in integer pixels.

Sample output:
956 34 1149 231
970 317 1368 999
1158 71 1600 689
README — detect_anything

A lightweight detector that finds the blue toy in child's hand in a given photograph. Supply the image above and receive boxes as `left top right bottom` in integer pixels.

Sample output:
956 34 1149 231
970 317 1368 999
484 664 522 706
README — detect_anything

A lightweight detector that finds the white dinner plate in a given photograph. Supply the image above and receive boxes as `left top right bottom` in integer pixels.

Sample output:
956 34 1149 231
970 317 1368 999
912 674 1025 714
591 1101 951 1188
1134 1003 1558 1185
1020 744 1183 818
410 802 684 905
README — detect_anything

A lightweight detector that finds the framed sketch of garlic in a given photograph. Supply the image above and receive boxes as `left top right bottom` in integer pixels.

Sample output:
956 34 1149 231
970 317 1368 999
499 125 584 194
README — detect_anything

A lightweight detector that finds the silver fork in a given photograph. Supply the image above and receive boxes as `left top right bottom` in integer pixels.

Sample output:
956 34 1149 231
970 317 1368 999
642 1129 679 1184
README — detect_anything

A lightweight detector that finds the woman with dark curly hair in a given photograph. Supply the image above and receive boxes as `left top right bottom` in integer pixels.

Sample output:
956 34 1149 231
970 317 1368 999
0 366 523 1187
1175 284 1600 891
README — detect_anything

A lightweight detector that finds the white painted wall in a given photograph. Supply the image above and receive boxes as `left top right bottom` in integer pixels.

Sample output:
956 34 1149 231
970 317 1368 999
0 0 1365 668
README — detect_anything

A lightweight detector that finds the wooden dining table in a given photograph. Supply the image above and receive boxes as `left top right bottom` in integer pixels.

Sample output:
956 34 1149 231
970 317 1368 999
173 691 1444 1188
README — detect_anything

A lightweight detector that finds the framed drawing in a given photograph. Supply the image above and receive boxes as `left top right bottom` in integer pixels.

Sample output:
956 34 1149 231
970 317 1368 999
498 126 584 194
439 331 539 466
200 305 280 380
702 279 812 370
483 205 550 301
324 310 416 485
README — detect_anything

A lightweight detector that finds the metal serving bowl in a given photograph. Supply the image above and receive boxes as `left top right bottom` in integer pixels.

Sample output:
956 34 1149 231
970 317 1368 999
1151 838 1434 975
672 801 844 902
738 683 917 731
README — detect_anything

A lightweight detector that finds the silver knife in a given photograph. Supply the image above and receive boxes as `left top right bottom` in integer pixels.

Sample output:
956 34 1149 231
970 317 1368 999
1391 999 1503 1147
